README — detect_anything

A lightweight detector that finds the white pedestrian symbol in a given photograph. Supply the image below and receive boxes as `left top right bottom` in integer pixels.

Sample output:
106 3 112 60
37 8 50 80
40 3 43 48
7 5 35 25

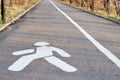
8 42 77 72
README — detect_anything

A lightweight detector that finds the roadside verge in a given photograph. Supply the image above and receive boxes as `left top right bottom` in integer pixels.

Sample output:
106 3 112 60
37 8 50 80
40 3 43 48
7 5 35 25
0 0 41 32
59 1 120 25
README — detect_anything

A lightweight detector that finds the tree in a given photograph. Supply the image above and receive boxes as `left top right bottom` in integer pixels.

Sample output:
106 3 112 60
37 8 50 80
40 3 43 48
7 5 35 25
81 0 85 7
104 0 110 15
74 0 79 6
69 0 73 4
9 0 13 7
89 0 94 11
113 0 120 16
1 0 5 23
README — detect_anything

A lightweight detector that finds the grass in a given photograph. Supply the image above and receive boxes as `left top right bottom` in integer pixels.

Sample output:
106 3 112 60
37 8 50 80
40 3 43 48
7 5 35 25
60 1 120 23
109 16 120 22
0 0 40 27
95 10 120 22
0 16 2 26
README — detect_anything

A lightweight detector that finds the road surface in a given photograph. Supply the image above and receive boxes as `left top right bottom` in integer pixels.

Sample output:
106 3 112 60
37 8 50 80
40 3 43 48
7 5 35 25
0 0 120 80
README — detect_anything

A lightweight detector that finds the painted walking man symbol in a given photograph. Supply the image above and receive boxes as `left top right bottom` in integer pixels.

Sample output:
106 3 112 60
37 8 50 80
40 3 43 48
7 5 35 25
8 42 77 72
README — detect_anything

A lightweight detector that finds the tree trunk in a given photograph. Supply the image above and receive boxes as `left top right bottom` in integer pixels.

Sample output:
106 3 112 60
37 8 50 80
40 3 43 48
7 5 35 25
104 0 110 15
113 0 120 16
89 0 94 11
9 0 13 7
81 0 85 7
1 0 5 23
74 0 79 6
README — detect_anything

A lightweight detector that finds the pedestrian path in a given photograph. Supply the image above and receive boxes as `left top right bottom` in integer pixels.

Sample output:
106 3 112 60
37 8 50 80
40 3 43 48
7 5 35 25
0 0 120 80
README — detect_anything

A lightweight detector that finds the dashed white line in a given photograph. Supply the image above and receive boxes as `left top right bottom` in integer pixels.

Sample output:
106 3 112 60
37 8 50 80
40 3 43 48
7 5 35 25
49 0 120 68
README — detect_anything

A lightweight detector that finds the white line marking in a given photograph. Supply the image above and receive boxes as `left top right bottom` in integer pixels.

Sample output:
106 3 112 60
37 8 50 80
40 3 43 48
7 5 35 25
45 56 77 72
49 0 120 68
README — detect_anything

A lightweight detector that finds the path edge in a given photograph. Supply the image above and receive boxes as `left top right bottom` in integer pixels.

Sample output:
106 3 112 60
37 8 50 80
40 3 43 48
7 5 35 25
0 0 42 32
59 1 120 25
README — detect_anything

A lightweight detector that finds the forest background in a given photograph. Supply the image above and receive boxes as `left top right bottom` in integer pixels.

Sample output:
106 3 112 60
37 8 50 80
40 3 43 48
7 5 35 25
0 0 39 26
0 0 120 27
60 0 120 22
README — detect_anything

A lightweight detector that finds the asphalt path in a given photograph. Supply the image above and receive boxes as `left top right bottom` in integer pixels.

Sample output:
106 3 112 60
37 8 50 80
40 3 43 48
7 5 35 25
0 0 120 80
